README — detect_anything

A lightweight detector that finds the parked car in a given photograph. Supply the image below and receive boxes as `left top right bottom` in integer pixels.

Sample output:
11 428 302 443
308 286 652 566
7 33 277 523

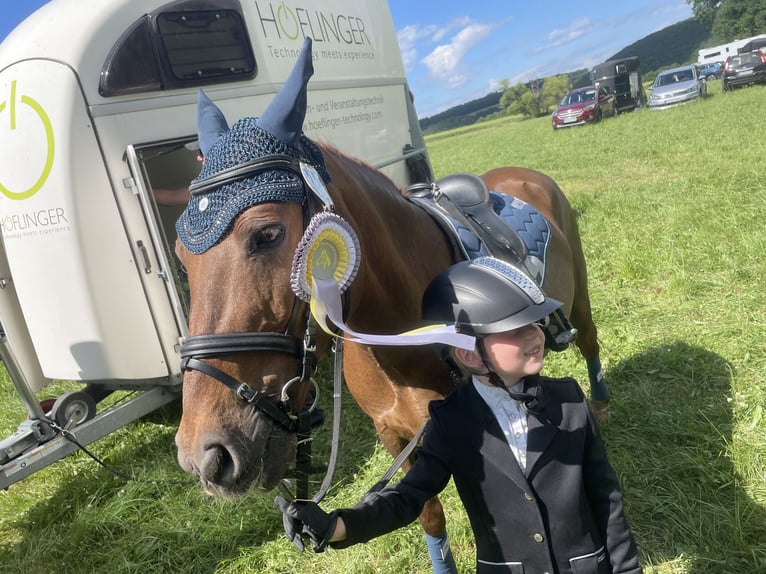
648 65 707 110
722 50 766 91
697 61 723 80
551 85 616 129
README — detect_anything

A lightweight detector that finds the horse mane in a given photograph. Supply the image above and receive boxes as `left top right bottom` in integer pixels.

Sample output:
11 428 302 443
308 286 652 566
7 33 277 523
312 142 457 334
317 142 408 201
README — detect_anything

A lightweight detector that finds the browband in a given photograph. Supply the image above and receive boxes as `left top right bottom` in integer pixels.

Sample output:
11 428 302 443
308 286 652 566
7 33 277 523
189 154 304 196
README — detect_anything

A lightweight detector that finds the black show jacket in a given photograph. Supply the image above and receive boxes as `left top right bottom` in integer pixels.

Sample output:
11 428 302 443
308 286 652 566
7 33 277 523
333 375 642 574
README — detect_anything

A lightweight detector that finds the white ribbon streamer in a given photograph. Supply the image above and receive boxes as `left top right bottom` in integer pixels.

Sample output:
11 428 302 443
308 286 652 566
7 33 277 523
310 277 476 351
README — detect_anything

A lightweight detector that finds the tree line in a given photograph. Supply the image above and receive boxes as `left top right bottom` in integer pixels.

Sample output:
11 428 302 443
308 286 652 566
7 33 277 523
688 0 766 43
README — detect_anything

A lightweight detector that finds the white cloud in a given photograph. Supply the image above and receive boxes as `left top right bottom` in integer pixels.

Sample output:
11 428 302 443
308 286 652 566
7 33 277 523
542 17 592 51
422 22 495 87
397 25 420 71
397 23 441 72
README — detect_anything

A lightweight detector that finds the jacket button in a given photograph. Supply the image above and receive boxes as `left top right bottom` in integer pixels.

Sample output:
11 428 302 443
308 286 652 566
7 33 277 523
524 492 533 501
533 533 544 543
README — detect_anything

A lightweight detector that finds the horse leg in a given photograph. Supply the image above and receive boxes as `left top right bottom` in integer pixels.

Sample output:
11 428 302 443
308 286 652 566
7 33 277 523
568 267 610 423
380 435 457 574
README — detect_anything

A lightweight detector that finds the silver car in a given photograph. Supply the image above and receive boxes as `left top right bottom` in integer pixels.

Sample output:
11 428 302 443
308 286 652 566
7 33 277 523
648 65 707 110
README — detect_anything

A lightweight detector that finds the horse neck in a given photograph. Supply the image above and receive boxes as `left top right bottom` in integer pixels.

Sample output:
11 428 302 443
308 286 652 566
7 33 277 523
323 149 454 333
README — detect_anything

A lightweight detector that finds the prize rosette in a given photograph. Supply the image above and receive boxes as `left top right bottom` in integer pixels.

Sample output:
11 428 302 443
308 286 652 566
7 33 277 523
290 211 361 303
290 211 475 351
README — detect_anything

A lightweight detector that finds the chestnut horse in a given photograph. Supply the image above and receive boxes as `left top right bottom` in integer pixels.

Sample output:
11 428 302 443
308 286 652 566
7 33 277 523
173 38 607 569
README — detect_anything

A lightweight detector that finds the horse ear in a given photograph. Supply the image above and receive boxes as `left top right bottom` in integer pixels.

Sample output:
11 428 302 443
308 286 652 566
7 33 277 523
196 89 230 157
256 36 313 146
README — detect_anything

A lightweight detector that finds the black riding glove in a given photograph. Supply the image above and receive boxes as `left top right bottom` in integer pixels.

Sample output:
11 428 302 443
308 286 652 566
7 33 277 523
274 495 306 552
274 496 338 553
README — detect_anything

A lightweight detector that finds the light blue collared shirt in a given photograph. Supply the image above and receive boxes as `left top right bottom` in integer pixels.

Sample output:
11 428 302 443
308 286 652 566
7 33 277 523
472 376 529 474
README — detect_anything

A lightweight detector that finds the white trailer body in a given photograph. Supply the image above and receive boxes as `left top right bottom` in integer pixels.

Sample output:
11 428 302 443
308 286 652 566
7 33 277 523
0 0 430 487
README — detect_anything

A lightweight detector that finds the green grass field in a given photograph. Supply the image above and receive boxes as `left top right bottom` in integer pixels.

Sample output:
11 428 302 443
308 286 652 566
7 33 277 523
1 81 765 573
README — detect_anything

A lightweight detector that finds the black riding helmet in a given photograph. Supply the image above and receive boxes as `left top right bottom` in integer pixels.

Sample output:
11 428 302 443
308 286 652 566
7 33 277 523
421 257 562 336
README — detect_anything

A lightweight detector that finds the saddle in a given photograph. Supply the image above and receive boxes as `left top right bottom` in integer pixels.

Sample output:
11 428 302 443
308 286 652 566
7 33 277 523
406 173 536 278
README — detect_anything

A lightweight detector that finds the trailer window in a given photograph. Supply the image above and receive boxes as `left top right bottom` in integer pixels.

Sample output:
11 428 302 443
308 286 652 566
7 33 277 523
100 18 163 96
156 10 255 82
100 0 256 97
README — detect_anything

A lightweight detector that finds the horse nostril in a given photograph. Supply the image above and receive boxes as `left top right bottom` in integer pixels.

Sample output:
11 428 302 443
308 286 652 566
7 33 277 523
200 443 238 486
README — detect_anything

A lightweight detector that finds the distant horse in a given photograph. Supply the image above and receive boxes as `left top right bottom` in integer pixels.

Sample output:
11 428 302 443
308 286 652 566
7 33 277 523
173 39 607 567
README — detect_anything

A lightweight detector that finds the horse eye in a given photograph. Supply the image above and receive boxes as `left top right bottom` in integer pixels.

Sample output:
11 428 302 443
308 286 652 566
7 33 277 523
247 224 285 254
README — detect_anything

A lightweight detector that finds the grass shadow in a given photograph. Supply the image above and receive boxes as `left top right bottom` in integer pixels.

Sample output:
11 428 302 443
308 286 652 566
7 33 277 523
602 340 765 573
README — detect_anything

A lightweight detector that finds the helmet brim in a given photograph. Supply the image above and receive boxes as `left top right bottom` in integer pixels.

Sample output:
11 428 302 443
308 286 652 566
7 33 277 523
463 296 563 335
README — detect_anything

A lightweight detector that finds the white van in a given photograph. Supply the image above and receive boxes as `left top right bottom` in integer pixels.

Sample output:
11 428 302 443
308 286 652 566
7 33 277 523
0 0 429 487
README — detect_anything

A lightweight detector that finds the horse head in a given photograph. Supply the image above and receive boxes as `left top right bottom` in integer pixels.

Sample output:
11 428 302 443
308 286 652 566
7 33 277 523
174 38 331 496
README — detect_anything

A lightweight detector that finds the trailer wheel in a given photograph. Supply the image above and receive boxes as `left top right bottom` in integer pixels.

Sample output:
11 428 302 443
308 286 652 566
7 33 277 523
50 391 97 429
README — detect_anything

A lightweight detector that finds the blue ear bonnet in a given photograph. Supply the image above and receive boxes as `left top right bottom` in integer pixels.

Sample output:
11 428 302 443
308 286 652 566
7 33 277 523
175 122 328 254
175 37 329 254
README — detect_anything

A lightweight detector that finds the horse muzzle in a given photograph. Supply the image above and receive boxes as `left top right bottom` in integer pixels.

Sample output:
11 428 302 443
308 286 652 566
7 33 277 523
175 403 296 496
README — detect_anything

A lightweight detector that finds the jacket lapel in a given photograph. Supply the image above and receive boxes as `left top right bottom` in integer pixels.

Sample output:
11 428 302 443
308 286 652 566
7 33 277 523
524 379 560 475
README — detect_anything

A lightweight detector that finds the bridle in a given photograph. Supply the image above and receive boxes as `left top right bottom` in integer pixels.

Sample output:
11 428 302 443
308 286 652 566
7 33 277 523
179 304 319 434
177 152 422 504
178 153 340 498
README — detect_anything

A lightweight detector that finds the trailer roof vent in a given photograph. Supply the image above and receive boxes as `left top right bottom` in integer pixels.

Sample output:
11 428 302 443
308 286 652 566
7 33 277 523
100 0 256 97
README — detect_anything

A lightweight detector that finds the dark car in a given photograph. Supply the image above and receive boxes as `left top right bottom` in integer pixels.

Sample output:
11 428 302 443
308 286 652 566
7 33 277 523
551 86 616 129
697 61 723 80
722 50 766 91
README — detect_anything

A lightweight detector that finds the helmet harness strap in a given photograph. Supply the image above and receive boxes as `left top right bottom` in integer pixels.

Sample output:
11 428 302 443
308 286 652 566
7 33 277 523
476 338 544 416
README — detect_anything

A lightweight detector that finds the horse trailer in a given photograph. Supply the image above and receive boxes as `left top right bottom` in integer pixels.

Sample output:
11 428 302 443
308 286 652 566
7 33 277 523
0 0 430 489
590 56 645 113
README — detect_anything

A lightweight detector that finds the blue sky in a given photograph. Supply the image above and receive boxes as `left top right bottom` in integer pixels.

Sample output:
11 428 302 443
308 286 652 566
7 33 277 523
2 1 694 118
388 0 693 117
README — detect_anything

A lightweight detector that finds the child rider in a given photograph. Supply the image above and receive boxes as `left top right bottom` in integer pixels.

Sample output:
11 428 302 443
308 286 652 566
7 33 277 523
275 256 642 574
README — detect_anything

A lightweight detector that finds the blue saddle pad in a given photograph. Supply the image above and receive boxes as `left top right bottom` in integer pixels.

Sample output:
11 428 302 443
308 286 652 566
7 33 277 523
460 192 551 284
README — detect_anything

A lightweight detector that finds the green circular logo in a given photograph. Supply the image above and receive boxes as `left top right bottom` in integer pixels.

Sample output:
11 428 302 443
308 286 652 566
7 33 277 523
0 80 55 200
276 2 300 40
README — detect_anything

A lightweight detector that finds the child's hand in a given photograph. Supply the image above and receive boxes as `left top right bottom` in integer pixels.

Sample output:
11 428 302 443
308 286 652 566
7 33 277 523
274 495 306 551
274 496 338 553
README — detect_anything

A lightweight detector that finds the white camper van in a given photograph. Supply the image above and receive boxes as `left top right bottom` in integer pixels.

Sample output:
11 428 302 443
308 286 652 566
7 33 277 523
697 34 766 65
0 0 430 487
